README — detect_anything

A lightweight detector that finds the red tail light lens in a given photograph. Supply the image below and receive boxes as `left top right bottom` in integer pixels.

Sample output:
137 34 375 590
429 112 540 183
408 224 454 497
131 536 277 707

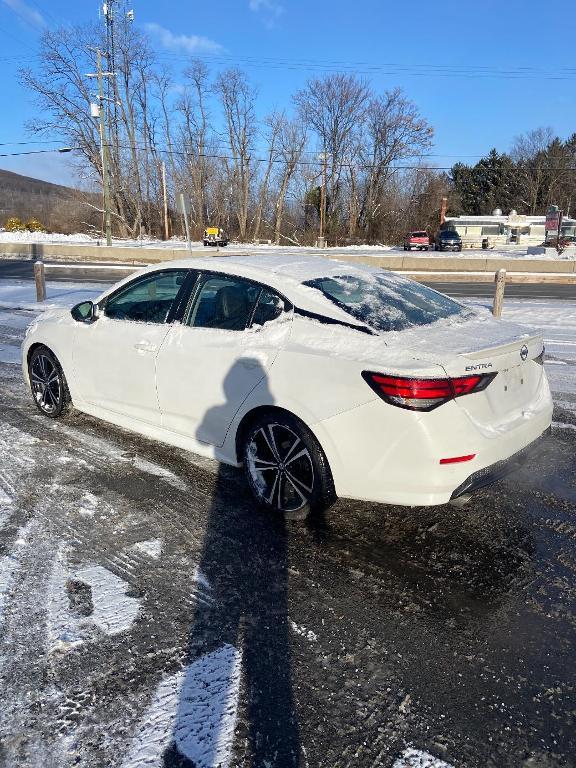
362 371 497 411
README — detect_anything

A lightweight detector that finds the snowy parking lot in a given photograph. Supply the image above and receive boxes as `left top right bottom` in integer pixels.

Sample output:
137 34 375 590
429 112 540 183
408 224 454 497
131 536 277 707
0 281 575 767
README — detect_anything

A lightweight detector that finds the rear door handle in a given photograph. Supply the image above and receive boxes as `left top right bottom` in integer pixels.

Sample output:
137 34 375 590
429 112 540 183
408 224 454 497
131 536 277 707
134 341 157 353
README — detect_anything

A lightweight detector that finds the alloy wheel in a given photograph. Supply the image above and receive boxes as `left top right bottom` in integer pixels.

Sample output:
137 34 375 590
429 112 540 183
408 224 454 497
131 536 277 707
246 423 315 514
30 353 62 414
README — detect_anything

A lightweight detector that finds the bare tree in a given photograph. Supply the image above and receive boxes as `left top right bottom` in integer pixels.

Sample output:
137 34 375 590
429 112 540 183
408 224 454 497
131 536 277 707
511 127 556 214
274 116 307 244
216 68 258 241
252 112 282 241
358 89 433 238
294 74 369 234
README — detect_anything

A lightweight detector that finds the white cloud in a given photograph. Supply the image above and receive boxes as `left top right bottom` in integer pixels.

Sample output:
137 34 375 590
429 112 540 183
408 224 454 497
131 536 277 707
249 0 284 25
2 0 46 29
144 22 223 55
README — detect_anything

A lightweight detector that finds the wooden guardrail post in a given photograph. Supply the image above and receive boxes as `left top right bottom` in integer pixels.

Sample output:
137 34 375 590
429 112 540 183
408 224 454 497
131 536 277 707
34 260 46 302
492 268 506 317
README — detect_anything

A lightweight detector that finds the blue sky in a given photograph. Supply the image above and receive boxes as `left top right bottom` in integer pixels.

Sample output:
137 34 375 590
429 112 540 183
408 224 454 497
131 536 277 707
0 0 574 185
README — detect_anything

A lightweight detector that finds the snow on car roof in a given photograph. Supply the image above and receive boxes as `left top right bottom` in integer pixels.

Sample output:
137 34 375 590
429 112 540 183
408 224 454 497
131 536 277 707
165 253 383 292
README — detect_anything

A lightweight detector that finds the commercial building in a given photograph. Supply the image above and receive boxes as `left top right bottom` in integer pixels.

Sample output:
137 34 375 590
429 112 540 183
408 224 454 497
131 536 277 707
443 210 576 248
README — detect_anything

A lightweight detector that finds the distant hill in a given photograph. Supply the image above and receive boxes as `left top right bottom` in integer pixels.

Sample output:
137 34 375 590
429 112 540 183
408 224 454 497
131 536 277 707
0 168 99 234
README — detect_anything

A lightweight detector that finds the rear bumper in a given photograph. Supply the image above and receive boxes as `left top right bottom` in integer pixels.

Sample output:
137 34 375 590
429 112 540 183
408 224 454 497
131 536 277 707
450 425 552 500
310 379 553 507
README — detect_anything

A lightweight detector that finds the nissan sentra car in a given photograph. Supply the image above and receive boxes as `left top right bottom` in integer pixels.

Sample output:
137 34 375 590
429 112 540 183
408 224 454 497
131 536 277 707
22 256 553 519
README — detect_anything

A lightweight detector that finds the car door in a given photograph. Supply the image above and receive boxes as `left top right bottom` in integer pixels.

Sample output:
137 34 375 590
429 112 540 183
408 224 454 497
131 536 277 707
72 269 192 425
155 272 293 447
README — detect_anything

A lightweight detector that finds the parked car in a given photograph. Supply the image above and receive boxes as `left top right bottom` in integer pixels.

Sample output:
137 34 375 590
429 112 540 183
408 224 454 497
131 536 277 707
203 227 229 247
404 231 430 251
23 256 552 520
435 230 462 251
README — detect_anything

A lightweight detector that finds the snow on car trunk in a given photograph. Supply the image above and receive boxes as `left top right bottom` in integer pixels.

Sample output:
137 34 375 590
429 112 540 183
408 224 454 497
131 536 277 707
386 312 549 433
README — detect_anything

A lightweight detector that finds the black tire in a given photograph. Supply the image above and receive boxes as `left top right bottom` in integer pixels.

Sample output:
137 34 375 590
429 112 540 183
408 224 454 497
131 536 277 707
241 412 335 520
28 345 70 418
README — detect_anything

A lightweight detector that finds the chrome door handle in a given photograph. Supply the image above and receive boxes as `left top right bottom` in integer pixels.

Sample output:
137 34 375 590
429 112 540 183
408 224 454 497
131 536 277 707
134 341 157 353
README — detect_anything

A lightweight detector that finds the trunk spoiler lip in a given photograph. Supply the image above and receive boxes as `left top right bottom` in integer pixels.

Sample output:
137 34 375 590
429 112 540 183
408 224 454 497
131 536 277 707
457 333 543 361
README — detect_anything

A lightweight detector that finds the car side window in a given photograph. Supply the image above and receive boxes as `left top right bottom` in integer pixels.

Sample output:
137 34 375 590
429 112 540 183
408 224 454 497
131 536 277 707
104 270 189 324
186 274 260 331
249 289 291 328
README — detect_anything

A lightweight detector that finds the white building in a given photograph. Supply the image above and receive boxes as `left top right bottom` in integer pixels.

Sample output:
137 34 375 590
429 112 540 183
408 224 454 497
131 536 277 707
443 210 576 248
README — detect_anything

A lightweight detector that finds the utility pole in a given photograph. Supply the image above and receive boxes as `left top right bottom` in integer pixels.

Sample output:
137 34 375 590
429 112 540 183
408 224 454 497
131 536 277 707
161 161 170 240
87 49 113 246
318 151 327 247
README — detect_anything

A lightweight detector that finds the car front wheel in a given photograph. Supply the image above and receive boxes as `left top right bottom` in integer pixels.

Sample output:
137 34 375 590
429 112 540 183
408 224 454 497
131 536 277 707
28 346 70 418
242 412 335 520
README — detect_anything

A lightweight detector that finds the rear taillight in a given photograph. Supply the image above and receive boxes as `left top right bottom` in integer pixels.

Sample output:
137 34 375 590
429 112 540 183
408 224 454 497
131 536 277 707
362 371 497 411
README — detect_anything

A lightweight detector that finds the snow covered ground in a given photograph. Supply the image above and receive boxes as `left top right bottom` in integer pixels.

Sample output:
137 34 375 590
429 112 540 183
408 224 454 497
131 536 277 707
0 229 569 259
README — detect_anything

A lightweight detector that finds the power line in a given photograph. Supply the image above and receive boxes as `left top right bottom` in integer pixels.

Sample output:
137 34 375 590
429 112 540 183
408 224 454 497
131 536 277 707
151 51 576 81
4 144 576 175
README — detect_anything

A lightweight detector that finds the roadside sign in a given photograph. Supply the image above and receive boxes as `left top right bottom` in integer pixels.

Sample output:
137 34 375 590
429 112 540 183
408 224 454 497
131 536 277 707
546 207 562 232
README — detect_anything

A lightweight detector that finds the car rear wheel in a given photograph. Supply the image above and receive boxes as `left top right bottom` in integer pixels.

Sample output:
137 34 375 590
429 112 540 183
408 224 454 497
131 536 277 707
28 346 70 418
242 412 335 520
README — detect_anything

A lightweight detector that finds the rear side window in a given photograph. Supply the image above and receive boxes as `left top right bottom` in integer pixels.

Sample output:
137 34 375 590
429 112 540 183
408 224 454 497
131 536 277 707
104 270 188 324
303 273 472 333
187 274 260 331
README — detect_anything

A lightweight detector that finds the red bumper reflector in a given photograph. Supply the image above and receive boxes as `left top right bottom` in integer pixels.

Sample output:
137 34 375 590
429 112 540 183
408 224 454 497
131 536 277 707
439 454 476 465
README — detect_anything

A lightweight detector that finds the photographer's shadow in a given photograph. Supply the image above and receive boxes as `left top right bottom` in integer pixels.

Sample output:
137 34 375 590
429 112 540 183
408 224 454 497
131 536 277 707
163 358 301 767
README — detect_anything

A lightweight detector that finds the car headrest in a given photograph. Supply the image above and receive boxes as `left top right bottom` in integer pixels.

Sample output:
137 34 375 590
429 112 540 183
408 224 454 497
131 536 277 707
214 285 249 319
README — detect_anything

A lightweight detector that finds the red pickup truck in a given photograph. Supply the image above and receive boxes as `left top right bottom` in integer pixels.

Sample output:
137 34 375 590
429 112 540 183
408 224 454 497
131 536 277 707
403 231 430 251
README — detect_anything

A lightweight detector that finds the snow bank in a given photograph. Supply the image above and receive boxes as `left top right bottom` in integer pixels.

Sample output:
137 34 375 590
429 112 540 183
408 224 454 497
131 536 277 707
0 231 95 244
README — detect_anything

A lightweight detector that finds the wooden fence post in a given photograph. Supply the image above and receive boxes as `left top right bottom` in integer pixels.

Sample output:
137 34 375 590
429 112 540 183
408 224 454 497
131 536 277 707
492 268 506 317
34 260 46 302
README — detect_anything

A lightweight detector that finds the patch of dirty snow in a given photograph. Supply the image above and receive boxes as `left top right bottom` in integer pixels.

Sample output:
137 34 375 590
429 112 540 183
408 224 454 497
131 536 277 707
132 457 188 491
77 491 99 517
121 644 241 768
0 342 20 364
0 487 12 505
290 620 318 642
47 558 140 651
0 522 33 626
553 421 576 432
393 747 454 768
132 538 162 559
73 565 140 635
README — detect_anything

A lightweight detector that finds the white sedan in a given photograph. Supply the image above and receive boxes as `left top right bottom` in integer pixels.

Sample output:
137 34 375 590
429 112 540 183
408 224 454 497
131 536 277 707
22 256 553 519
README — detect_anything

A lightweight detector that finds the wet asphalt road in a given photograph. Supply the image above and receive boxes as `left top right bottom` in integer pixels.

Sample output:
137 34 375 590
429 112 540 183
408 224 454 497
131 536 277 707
0 309 575 767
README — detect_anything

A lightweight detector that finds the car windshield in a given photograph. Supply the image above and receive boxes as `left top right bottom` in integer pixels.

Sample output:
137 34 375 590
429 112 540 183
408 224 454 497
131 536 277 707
411 232 428 238
440 230 460 239
303 273 472 333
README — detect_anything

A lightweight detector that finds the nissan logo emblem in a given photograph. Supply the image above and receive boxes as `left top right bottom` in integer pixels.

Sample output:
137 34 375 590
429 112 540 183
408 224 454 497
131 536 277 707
520 344 528 361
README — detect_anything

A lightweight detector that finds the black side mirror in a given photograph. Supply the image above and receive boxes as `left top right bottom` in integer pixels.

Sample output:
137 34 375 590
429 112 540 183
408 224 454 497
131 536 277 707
71 300 98 323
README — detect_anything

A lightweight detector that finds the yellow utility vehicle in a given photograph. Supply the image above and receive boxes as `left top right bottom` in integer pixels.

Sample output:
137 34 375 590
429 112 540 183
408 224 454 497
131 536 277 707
203 227 229 247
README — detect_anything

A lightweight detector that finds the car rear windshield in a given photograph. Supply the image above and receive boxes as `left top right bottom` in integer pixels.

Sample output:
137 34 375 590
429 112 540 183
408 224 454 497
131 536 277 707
411 231 428 238
303 274 472 332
